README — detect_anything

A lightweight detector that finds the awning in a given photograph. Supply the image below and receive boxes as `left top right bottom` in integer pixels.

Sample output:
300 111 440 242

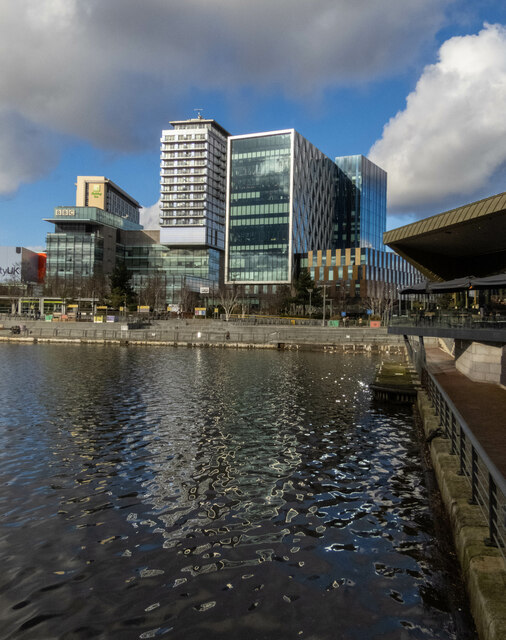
430 276 473 292
400 281 431 294
470 273 506 289
400 273 506 294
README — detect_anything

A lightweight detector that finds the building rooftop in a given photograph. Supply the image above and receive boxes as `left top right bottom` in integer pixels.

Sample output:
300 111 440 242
384 192 506 280
168 118 230 138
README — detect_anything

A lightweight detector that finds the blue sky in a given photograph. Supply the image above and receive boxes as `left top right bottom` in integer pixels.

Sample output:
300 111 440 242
2 0 506 248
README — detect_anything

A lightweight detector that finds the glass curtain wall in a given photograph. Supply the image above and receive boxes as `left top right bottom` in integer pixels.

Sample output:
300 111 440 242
334 155 386 251
123 244 221 303
46 232 102 281
227 133 292 283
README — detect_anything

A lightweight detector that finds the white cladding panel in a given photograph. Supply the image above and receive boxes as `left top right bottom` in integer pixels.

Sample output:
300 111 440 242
159 227 206 245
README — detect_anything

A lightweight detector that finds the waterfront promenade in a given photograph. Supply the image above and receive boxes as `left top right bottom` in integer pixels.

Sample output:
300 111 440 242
425 347 506 477
0 318 406 351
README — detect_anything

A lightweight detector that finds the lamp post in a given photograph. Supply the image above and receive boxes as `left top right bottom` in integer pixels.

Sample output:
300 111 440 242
307 288 313 318
322 284 329 327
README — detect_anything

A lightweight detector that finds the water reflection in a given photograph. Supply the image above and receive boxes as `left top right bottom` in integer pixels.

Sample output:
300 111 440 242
0 345 476 639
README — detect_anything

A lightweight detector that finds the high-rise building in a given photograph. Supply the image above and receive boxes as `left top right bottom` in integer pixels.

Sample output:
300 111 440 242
226 129 337 285
159 117 229 251
334 155 386 251
75 176 140 224
45 177 142 288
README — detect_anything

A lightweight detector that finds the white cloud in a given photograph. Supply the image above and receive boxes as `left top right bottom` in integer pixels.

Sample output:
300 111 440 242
0 0 450 194
140 200 161 229
369 23 506 214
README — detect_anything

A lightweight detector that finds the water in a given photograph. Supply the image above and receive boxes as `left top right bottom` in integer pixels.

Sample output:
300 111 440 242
0 344 476 640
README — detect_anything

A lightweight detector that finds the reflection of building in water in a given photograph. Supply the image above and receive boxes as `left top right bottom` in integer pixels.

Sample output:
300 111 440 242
143 353 305 550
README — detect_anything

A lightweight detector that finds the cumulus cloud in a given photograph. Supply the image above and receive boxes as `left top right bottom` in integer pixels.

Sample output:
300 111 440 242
369 23 506 214
140 200 161 229
0 0 449 194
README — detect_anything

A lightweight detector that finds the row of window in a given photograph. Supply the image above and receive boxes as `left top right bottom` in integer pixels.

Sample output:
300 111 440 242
228 270 289 282
230 216 289 227
230 203 290 215
231 148 291 160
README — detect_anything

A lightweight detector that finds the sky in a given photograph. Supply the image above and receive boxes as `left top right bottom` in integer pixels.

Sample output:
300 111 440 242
2 0 506 248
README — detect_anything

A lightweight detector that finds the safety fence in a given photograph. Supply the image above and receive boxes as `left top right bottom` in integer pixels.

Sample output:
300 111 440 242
421 366 506 564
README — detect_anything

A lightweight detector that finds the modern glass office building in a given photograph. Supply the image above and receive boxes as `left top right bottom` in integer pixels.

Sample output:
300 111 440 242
226 130 336 284
122 230 221 303
45 207 142 285
334 155 386 251
304 246 422 300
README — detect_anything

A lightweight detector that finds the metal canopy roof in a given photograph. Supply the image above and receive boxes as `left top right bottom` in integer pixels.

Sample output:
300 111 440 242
401 273 506 294
384 192 506 280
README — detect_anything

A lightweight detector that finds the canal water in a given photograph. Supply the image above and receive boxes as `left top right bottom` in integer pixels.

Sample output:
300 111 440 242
0 345 476 640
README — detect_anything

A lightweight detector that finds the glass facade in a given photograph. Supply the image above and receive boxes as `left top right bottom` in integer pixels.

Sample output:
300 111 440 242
122 232 221 303
45 208 143 285
227 131 337 284
306 247 423 299
49 207 143 231
292 132 336 254
227 133 292 283
46 232 103 281
334 155 386 251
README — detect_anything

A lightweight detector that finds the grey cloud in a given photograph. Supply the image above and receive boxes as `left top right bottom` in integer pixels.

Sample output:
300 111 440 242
0 0 450 193
0 110 59 194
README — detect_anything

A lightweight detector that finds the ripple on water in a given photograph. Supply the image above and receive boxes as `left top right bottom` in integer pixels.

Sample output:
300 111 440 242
0 345 476 640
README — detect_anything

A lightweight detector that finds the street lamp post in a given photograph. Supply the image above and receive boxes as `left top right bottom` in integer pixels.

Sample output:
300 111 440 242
322 284 329 327
307 288 313 318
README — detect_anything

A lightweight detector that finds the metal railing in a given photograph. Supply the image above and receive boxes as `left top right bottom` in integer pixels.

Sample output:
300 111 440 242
3 325 405 349
421 366 506 562
390 313 506 330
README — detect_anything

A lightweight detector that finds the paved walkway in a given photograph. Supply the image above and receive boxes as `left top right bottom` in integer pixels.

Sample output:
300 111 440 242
425 347 506 477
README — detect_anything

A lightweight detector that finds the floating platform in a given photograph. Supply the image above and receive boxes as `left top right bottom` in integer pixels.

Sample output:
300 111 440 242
370 362 419 404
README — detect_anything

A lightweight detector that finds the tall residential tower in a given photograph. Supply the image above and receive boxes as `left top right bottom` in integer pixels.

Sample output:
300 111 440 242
159 117 229 251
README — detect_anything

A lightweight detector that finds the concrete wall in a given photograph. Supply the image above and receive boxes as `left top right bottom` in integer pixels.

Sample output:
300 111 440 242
417 392 506 640
455 340 505 385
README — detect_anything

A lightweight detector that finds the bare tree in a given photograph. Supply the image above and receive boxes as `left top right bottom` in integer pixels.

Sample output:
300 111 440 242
179 285 199 316
259 284 291 315
138 273 167 311
80 273 109 302
43 275 78 300
365 282 396 325
218 284 240 321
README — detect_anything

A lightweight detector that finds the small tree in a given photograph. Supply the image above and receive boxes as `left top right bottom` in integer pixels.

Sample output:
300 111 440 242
365 283 396 325
218 284 240 321
108 262 136 310
291 270 321 315
179 285 199 316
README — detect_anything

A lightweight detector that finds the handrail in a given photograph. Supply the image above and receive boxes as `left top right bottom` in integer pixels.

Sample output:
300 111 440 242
420 365 505 561
390 314 506 330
